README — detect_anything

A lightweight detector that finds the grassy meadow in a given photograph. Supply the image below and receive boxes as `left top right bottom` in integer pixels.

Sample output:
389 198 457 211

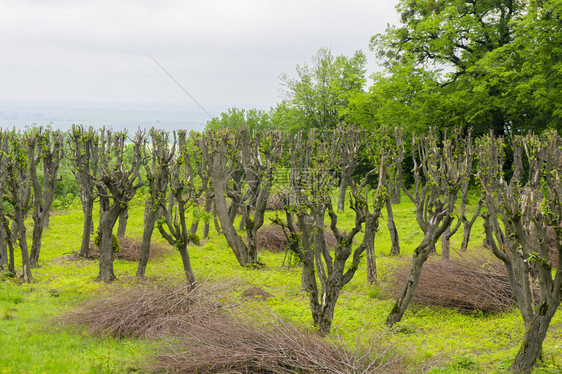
1 193 561 373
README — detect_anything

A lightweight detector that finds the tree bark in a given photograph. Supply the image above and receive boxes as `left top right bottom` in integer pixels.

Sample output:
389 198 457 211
15 208 32 282
78 198 95 257
97 205 121 283
441 226 451 260
337 172 351 212
386 195 400 256
177 242 196 287
0 225 7 269
461 198 483 251
136 201 157 278
202 193 212 239
510 301 559 373
386 242 432 326
117 207 128 238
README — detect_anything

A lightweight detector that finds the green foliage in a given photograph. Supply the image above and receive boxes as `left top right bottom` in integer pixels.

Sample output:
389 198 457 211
206 107 273 131
187 233 200 245
448 355 480 371
366 0 561 135
278 47 367 132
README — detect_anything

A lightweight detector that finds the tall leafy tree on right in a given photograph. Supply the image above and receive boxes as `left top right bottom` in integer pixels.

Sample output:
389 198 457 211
367 0 562 134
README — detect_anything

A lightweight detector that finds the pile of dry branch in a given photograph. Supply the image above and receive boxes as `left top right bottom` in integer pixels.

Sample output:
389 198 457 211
258 225 337 253
87 238 173 262
58 283 223 338
59 282 409 373
149 312 407 374
390 257 520 313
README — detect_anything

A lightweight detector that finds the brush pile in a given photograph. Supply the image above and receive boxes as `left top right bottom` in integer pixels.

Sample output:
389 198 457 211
390 257 520 313
258 225 337 253
59 283 222 338
87 237 173 262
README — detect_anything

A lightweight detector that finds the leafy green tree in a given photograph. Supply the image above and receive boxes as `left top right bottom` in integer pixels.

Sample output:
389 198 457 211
476 0 562 132
369 0 557 135
278 47 367 132
205 108 273 131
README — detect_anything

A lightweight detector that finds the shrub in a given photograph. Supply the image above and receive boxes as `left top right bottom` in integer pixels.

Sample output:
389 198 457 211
93 234 120 253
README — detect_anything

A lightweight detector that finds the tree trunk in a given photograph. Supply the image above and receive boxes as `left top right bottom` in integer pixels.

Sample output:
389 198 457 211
79 198 95 257
97 204 121 283
461 217 476 251
212 200 221 235
314 285 341 336
203 194 212 239
178 243 196 287
441 226 451 260
8 236 15 274
391 180 401 204
15 209 32 282
97 228 116 283
386 196 400 256
366 243 377 284
510 301 559 373
0 225 7 269
29 215 44 268
461 198 483 251
212 176 256 267
386 242 432 326
136 202 157 278
117 208 128 238
337 171 351 212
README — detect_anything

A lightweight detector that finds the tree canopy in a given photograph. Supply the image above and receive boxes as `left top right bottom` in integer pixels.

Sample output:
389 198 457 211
365 0 562 135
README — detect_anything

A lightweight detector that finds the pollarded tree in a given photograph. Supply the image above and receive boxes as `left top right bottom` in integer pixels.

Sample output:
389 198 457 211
95 129 146 283
67 125 101 257
0 130 33 282
0 131 16 274
136 128 175 279
386 128 472 326
273 129 388 335
28 128 64 267
156 130 209 286
478 132 562 373
334 125 361 212
201 128 284 267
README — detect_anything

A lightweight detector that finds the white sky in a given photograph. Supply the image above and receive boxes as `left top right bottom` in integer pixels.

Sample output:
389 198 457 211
0 0 400 112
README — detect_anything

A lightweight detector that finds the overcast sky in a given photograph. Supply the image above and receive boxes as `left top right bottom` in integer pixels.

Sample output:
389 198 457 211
0 0 400 115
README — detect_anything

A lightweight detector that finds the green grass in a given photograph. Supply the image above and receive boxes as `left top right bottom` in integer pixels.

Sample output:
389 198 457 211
1 194 561 373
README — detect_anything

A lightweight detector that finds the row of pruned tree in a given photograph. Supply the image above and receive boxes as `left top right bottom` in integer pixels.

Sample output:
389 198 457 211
0 125 560 373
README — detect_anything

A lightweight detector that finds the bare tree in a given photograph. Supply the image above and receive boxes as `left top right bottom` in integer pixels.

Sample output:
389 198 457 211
386 127 404 256
386 129 472 326
136 129 175 278
28 128 64 267
336 125 361 211
95 129 146 283
0 131 16 274
156 130 207 286
67 126 100 257
201 128 284 267
0 130 33 282
274 129 387 335
478 132 562 373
